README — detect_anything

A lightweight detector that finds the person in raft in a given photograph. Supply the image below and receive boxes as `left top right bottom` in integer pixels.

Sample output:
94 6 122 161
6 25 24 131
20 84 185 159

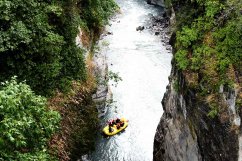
107 118 125 132
108 125 114 133
108 120 114 133
115 118 121 124
115 118 125 129
108 118 120 126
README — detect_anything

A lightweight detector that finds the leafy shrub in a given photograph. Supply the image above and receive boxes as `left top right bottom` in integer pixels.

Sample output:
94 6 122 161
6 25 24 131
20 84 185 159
207 107 218 118
0 77 60 160
80 0 118 33
176 26 198 48
175 49 189 70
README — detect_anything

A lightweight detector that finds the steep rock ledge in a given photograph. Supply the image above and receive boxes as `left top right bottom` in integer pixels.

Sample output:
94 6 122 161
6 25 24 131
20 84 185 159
154 59 240 161
153 62 201 161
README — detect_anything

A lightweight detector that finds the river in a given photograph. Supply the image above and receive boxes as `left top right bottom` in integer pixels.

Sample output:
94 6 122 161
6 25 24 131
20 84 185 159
89 0 172 160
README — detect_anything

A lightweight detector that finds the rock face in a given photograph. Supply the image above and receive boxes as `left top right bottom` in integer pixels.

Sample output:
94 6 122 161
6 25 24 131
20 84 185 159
153 59 240 161
153 67 201 161
147 0 164 7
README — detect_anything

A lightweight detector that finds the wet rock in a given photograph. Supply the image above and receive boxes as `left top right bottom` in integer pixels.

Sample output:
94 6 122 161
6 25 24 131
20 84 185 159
165 46 169 50
162 12 167 18
146 0 164 7
136 26 145 31
164 23 169 28
169 32 176 46
80 154 90 161
154 17 164 23
147 0 151 4
148 13 154 18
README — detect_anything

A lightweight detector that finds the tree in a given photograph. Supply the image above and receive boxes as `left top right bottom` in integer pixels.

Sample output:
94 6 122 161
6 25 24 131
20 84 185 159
0 77 60 160
0 0 87 96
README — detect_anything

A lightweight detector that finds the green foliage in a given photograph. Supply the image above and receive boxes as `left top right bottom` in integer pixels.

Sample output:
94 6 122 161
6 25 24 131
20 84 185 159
15 150 57 161
191 45 214 70
174 0 241 88
108 71 123 83
176 26 198 48
172 0 241 118
0 0 117 160
0 77 60 160
173 79 180 92
0 0 118 96
175 49 189 70
0 0 65 96
207 107 218 118
205 0 224 18
79 0 118 32
214 16 242 73
102 40 110 46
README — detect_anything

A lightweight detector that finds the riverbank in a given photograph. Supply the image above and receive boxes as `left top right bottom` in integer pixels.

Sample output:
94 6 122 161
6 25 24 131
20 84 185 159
46 1 119 160
48 50 99 161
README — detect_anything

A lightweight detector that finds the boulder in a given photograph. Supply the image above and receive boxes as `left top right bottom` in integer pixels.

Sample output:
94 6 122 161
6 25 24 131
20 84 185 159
136 26 145 31
146 0 164 7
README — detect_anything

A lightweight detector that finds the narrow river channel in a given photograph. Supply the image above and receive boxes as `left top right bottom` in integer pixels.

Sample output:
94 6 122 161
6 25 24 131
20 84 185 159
89 0 172 160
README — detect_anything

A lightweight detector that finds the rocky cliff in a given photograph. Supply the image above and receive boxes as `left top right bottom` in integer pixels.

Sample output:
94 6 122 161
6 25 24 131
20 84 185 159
153 59 241 161
153 1 242 160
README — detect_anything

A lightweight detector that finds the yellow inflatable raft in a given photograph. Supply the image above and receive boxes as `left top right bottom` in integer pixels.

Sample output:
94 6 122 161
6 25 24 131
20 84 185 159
103 118 128 136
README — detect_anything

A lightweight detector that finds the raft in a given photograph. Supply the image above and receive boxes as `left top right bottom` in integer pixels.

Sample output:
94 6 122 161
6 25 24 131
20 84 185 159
103 118 128 136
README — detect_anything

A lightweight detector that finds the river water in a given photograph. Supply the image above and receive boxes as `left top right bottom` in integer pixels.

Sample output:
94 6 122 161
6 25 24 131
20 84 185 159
89 0 172 160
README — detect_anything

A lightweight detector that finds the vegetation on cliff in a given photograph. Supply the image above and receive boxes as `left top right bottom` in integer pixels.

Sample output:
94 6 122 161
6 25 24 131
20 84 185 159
154 2 241 160
0 0 117 160
0 77 60 160
0 0 117 96
168 0 242 117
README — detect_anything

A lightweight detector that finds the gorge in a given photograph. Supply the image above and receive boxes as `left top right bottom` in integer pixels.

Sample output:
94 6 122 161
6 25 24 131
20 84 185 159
0 0 241 160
